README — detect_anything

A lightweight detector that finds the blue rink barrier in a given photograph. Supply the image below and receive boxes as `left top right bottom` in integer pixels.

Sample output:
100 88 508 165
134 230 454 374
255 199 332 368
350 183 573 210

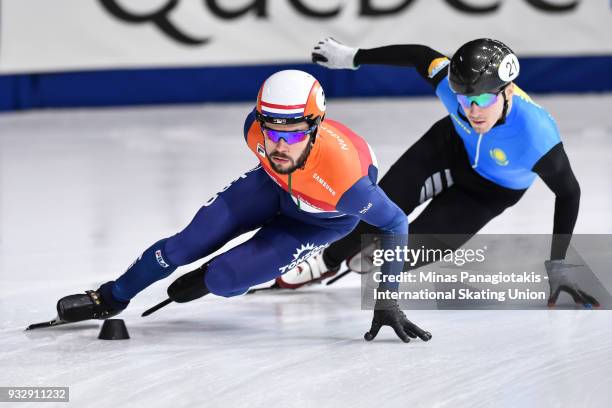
1 55 611 111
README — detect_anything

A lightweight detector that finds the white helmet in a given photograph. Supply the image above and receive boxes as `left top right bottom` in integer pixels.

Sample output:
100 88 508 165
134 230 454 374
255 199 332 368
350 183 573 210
256 70 326 126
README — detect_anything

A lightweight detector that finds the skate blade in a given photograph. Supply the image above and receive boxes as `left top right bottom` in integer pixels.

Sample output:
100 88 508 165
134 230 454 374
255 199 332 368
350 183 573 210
25 317 70 331
141 298 173 317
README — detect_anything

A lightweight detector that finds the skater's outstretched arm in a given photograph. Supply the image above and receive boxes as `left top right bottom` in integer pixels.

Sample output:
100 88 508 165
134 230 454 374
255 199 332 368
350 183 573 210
532 143 598 308
533 143 580 260
311 37 449 87
336 177 432 343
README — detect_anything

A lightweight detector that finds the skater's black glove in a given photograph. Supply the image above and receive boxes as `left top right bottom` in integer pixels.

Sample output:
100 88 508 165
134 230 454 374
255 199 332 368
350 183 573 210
545 260 600 308
364 299 432 343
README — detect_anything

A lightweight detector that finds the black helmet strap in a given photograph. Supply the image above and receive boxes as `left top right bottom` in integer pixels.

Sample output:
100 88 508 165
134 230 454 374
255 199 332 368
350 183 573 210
494 85 510 127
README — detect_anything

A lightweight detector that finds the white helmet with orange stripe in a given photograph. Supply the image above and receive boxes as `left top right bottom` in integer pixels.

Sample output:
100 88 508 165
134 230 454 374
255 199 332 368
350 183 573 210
256 70 326 127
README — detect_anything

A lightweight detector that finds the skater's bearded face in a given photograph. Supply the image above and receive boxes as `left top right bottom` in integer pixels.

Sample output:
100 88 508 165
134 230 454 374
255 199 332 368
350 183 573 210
263 121 314 174
461 84 515 134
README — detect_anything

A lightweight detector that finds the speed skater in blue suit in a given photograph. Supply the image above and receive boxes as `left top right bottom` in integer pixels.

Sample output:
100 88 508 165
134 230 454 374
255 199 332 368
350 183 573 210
296 37 598 309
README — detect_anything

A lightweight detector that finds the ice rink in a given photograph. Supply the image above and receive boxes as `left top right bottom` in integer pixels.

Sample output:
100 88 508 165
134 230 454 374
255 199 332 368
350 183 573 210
1 94 612 407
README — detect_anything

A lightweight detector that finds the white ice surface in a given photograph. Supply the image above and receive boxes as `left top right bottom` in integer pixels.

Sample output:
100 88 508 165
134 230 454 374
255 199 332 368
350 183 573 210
1 94 612 407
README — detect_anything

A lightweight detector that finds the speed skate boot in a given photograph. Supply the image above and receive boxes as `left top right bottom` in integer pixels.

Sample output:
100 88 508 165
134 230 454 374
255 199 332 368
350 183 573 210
167 264 210 303
57 281 129 323
276 252 340 289
139 265 210 318
346 241 379 274
275 239 381 289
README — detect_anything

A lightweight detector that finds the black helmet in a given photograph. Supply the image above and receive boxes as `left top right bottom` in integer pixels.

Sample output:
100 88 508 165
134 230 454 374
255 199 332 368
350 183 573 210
449 38 520 96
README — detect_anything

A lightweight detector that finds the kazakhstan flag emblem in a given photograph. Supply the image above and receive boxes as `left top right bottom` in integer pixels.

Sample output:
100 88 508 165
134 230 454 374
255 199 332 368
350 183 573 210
490 148 509 166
